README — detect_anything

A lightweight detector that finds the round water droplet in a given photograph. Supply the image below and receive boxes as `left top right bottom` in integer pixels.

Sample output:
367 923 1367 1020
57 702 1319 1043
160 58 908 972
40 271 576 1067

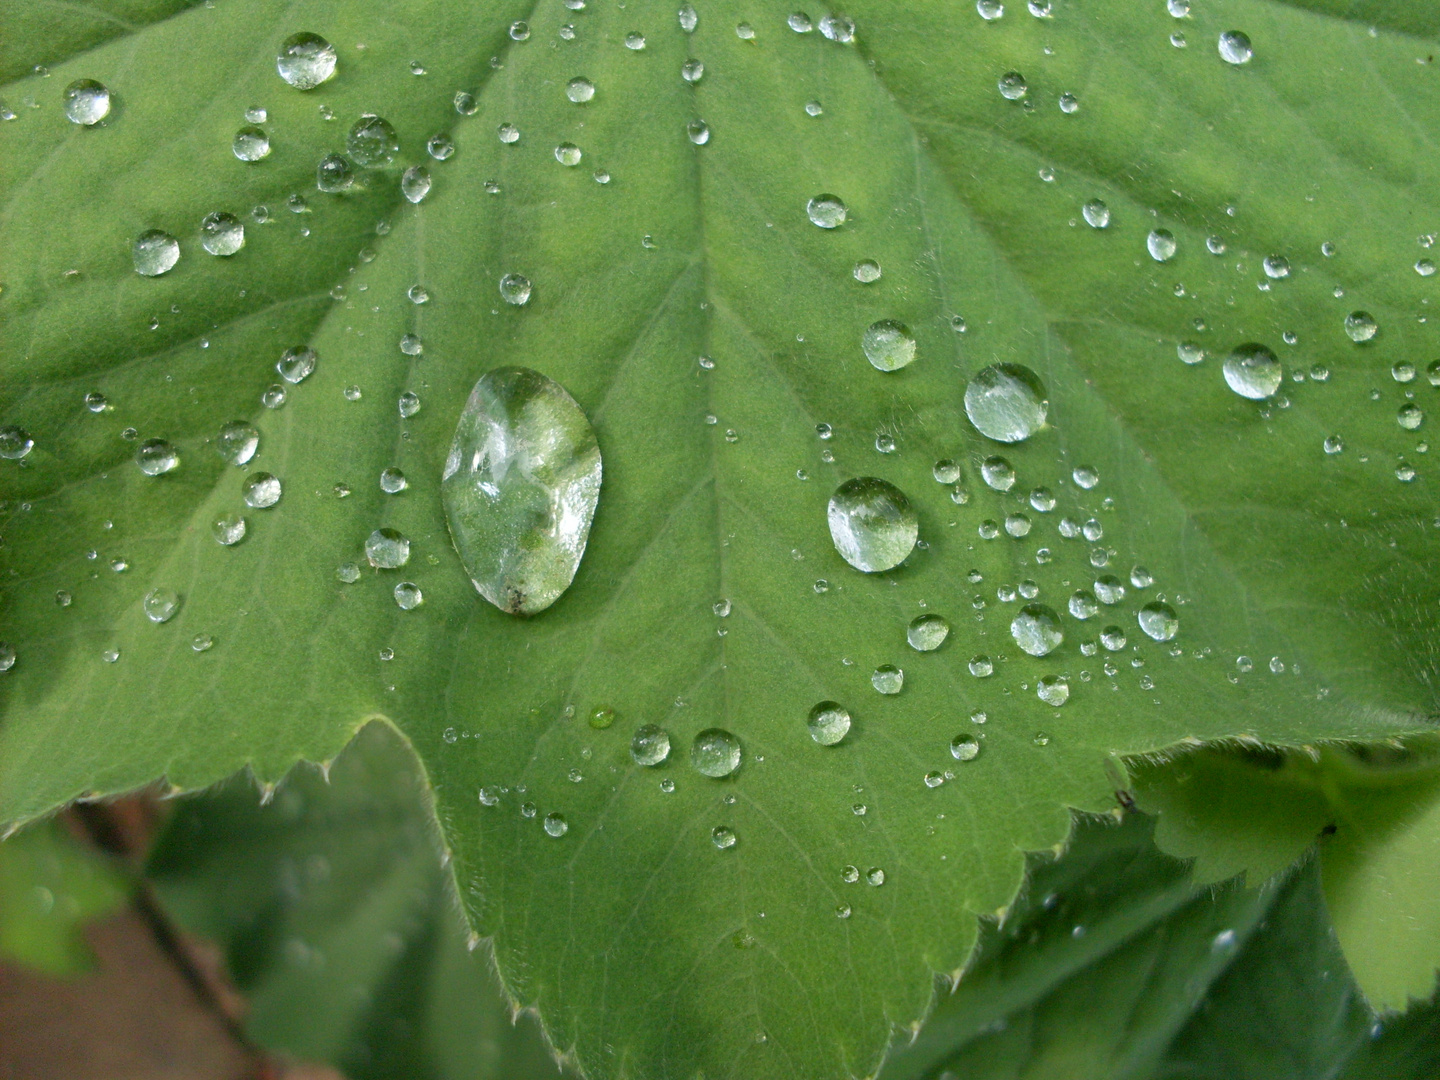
143 588 180 624
199 211 244 256
631 724 671 766
365 527 410 568
1029 487 1056 512
853 259 882 283
402 165 432 203
262 384 287 409
681 59 705 83
807 194 848 229
0 427 34 460
1218 30 1252 65
1222 343 1282 400
805 100 823 117
1177 341 1205 365
981 456 1016 491
499 273 532 306
555 142 582 166
393 581 423 609
399 334 423 357
1069 590 1099 620
276 32 337 90
625 31 647 48
233 125 270 161
1393 362 1416 384
133 230 179 277
932 459 962 484
871 664 904 694
1399 403 1424 430
977 0 1004 19
819 14 855 41
807 701 851 745
1082 199 1110 228
905 615 949 654
950 733 980 761
425 133 454 160
1037 675 1069 706
865 866 885 886
1417 259 1436 277
1094 575 1124 604
510 20 530 40
544 812 569 838
85 392 110 413
691 728 741 777
687 119 710 145
243 472 282 508
454 91 478 115
191 633 213 652
336 562 361 584
136 438 179 476
398 391 422 418
276 345 316 384
216 421 258 466
998 71 1027 99
1262 254 1290 279
964 363 1048 443
1344 311 1378 343
1138 601 1179 641
1130 566 1154 589
679 4 698 31
1147 229 1177 262
566 76 595 103
1005 513 1031 538
63 79 111 125
212 514 247 546
969 654 994 677
315 154 353 192
348 114 399 167
1100 625 1126 651
788 12 813 32
862 320 916 372
380 467 408 494
1011 603 1063 657
711 825 737 849
826 477 918 572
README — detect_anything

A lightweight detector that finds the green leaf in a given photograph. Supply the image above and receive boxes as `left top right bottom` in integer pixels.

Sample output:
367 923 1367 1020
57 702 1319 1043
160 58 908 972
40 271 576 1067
3 1 1440 1076
878 810 1440 1080
0 817 130 975
1134 739 1440 1012
148 721 563 1080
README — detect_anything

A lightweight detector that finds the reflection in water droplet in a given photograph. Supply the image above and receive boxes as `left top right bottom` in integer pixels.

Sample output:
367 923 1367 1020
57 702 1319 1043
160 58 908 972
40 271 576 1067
1037 675 1069 706
631 724 671 766
402 166 432 203
133 230 179 276
200 212 244 256
862 321 915 371
277 32 338 89
1222 343 1282 399
950 733 980 761
499 273 532 305
1147 229 1177 262
969 655 994 677
212 514 247 546
691 728 741 777
981 457 1016 491
1011 604 1063 656
1138 601 1179 641
63 79 111 125
965 364 1048 442
1082 199 1109 228
807 701 851 745
907 613 949 651
871 664 904 694
136 438 179 476
826 477 918 572
143 588 180 624
1218 30 1252 65
807 194 848 228
544 813 569 838
442 368 602 615
998 71 1027 100
365 527 410 568
1344 311 1378 343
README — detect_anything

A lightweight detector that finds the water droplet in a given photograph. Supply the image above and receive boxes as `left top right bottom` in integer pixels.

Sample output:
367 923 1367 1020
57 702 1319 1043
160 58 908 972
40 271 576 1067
136 438 179 476
1072 465 1098 489
1319 433 1344 455
826 477 917 572
1011 604 1063 657
143 588 180 624
678 4 699 31
1168 0 1190 14
1396 461 1416 482
964 363 1048 443
1222 343 1282 400
566 76 595 103
631 724 671 766
396 391 422 419
946 732 980 762
344 385 363 401
276 32 337 90
681 59 705 84
510 20 531 40
841 864 860 883
977 0 1004 19
874 433 895 454
393 581 423 609
998 71 1027 100
1029 487 1056 512
1262 254 1290 279
1082 199 1110 228
232 124 272 162
1069 589 1099 619
923 770 945 788
932 459 961 485
852 259 881 283
379 467 409 494
865 867 885 886
554 142 582 166
1393 362 1417 384
274 346 315 385
805 100 823 117
819 13 855 41
494 273 534 306
0 427 34 460
871 664 904 694
1005 513 1031 538
1138 601 1179 641
498 123 521 144
788 12 813 32
191 633 213 652
691 728 741 777
1147 229 1177 262
625 31 647 49
1218 29 1252 65
347 114 399 167
102 648 120 664
807 701 851 745
312 152 351 193
1177 340 1207 365
969 654 994 677
687 119 710 145
806 194 847 229
212 514 247 546
401 166 432 203
399 334 423 357
981 456 1016 491
908 613 950 651
365 527 410 569
1417 260 1436 277
861 321 915 372
454 91 478 115
1037 675 1069 706
132 230 179 277
1344 311 1378 343
442 368 601 615
1058 92 1079 113
85 392 110 414
1101 626 1126 651
243 472 282 508
1399 403 1425 431
711 825 737 849
336 562 361 584
197 211 245 257
63 79 111 125
836 903 851 918
544 812 569 838
262 384 287 409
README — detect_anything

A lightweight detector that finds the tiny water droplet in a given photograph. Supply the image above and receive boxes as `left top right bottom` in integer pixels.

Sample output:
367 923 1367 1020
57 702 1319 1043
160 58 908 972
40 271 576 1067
681 59 705 83
401 166 432 203
998 71 1027 100
143 588 180 623
1262 254 1290 279
631 724 671 766
687 119 710 145
1082 199 1110 228
853 259 881 283
711 825 737 849
865 867 885 886
544 812 569 837
981 456 1016 491
554 142 582 166
336 562 361 584
908 613 950 651
199 212 244 256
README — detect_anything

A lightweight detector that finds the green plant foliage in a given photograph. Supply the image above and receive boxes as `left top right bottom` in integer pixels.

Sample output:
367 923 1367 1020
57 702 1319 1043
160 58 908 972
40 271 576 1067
1133 738 1440 1012
2 0 1439 1076
878 811 1440 1080
0 817 129 975
148 721 562 1080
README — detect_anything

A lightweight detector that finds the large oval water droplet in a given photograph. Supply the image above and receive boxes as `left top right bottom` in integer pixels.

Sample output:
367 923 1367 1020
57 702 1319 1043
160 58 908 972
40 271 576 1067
861 320 916 371
1138 602 1179 641
277 32 337 89
807 194 847 228
1222 343 1281 399
826 477 917 572
964 363 1048 442
442 367 602 616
